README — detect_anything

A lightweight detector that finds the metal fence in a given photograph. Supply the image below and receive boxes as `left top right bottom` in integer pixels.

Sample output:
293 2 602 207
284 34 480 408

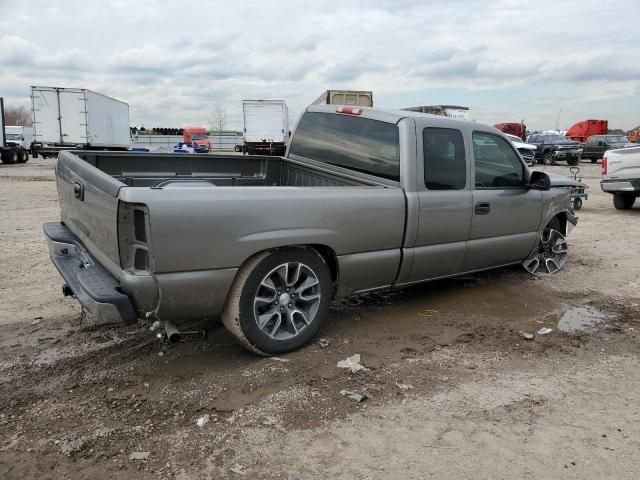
131 132 243 152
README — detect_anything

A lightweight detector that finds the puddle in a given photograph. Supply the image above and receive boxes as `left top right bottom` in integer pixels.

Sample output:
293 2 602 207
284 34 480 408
556 306 612 333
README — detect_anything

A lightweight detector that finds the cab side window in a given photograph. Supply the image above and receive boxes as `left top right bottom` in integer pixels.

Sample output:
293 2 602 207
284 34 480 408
587 137 598 145
473 132 525 188
423 128 466 190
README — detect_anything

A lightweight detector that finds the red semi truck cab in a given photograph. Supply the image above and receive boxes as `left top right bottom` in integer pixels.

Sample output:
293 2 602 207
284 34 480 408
566 119 608 143
494 122 526 141
183 128 211 152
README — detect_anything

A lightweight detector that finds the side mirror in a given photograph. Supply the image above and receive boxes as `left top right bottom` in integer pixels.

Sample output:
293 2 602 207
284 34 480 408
528 171 551 191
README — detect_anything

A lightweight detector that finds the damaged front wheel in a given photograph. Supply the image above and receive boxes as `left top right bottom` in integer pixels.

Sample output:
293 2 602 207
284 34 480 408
523 224 568 277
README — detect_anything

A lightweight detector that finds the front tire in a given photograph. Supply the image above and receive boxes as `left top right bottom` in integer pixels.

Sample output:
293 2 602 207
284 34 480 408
522 218 568 277
1 149 18 164
613 192 635 210
543 152 555 165
222 248 332 355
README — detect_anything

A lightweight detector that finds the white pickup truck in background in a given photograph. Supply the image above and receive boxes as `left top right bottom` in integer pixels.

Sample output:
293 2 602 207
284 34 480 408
601 146 640 209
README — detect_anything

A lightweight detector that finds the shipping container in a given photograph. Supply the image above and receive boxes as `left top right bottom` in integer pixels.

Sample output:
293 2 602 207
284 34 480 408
30 86 130 157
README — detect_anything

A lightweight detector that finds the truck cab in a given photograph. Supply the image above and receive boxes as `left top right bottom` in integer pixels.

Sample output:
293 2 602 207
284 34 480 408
582 135 634 163
182 128 211 153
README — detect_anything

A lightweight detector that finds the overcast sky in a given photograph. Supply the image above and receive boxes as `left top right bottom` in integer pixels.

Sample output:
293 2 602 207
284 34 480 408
1 0 638 131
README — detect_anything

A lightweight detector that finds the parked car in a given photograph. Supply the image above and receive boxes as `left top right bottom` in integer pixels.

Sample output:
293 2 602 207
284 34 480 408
601 146 640 209
43 105 577 354
527 134 583 166
505 133 536 166
581 135 635 163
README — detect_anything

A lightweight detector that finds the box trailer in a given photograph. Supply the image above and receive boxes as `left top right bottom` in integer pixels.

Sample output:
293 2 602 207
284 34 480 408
241 99 289 155
30 86 130 158
312 90 373 107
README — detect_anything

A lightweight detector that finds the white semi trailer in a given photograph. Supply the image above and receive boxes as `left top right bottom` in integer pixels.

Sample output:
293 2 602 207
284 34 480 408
30 86 130 158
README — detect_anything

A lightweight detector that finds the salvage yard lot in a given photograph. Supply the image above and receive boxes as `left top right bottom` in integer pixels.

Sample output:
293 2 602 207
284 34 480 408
1 159 640 479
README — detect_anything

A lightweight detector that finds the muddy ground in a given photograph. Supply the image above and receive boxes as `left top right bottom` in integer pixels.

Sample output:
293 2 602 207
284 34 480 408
1 158 640 479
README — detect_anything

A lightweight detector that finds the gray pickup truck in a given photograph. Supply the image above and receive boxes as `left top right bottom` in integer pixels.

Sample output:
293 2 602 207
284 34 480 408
44 105 577 354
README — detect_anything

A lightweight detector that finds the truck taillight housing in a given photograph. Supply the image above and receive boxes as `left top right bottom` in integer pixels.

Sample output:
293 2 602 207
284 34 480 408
602 157 607 175
336 106 363 115
118 202 153 272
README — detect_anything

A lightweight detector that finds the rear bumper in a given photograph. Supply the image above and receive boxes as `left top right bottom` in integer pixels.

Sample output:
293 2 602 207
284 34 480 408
600 179 640 193
43 222 137 324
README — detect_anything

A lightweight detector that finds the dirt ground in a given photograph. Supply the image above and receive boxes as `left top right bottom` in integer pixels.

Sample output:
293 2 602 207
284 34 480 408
1 157 640 479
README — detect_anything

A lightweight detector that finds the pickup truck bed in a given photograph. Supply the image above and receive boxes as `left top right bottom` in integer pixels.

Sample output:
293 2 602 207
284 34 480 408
49 149 405 333
73 151 374 188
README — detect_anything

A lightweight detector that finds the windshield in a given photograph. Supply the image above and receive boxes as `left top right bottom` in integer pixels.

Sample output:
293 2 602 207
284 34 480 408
605 136 629 143
544 135 568 142
6 134 21 141
188 133 208 140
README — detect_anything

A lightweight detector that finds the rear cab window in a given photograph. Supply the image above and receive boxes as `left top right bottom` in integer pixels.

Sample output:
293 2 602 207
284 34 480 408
423 128 466 190
288 112 400 181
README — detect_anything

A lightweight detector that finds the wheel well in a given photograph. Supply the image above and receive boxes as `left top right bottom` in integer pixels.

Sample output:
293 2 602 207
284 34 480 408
307 244 339 284
243 245 339 284
550 213 567 234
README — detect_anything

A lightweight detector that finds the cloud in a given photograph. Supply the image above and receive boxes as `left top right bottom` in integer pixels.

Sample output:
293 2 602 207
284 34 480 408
0 0 638 130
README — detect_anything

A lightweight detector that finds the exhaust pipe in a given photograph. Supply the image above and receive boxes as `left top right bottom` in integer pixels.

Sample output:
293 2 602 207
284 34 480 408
164 321 181 343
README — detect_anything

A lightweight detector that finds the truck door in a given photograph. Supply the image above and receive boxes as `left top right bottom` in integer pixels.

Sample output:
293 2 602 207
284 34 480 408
462 131 541 271
583 136 597 159
407 126 473 281
58 90 88 145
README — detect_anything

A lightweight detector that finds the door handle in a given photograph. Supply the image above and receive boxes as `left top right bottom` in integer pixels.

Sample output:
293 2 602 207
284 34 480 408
475 202 490 215
73 181 84 201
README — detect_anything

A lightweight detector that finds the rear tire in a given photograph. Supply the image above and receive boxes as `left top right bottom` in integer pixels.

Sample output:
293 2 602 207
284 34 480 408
591 158 598 163
613 192 635 210
567 156 579 166
222 248 332 355
17 149 28 163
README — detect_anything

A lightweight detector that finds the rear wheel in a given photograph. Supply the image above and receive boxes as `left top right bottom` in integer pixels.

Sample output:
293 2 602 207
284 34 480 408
17 148 28 163
613 192 635 210
591 158 598 163
567 156 579 166
222 248 332 355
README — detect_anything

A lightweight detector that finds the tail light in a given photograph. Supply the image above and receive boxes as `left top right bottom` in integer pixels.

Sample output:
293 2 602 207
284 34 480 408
602 157 607 175
118 202 153 272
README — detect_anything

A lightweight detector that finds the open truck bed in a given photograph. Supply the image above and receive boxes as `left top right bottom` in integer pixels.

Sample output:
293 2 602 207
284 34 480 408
47 150 405 332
